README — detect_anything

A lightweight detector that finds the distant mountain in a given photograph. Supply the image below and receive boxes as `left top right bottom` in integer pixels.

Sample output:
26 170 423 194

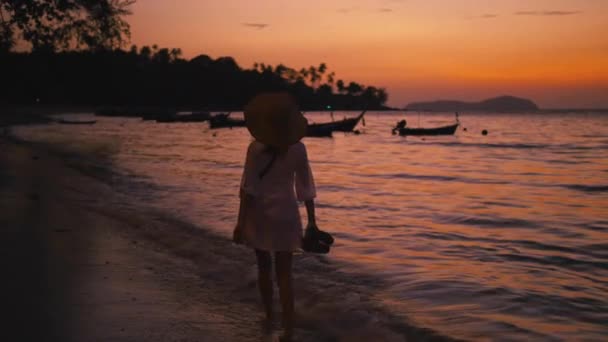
406 96 539 112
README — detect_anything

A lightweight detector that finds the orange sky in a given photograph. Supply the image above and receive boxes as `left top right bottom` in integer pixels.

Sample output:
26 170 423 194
127 0 608 108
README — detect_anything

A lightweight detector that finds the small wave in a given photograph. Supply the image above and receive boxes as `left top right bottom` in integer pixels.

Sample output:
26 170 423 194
406 141 551 150
316 201 400 213
580 222 608 232
497 253 608 272
435 213 540 229
563 184 608 193
481 200 529 209
475 286 608 335
363 172 509 185
546 159 587 165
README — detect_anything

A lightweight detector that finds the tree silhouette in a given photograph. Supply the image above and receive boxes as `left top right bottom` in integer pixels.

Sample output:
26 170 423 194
307 66 319 87
0 0 135 52
326 72 336 89
347 82 363 96
316 63 327 87
1 44 391 110
377 88 388 105
335 80 344 94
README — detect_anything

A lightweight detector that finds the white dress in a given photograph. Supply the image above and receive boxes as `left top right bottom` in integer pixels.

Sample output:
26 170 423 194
239 141 316 252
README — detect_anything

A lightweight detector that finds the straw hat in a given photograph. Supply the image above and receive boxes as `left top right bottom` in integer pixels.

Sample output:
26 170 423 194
244 92 308 148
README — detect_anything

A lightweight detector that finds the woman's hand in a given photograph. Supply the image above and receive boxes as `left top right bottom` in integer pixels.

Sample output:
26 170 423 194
304 199 317 230
306 221 319 232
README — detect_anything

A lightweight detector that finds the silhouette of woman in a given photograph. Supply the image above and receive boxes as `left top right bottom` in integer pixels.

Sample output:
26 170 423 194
233 92 317 341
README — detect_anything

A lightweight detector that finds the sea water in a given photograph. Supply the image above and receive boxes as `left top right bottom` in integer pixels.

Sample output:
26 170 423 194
14 111 608 340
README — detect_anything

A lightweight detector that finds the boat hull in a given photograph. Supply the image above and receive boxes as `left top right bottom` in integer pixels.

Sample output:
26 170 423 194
306 125 333 137
305 111 366 138
209 114 245 129
156 112 211 123
58 120 97 125
397 123 459 136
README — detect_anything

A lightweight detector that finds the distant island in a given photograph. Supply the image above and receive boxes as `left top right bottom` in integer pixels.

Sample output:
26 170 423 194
406 96 539 112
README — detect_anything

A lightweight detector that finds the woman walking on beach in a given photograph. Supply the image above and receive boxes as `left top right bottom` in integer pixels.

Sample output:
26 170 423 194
233 92 317 340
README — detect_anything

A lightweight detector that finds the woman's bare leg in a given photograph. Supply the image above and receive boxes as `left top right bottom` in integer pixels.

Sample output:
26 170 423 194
275 251 294 338
255 249 273 321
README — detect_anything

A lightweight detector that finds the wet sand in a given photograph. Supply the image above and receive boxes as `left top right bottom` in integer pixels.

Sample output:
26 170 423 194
0 137 265 341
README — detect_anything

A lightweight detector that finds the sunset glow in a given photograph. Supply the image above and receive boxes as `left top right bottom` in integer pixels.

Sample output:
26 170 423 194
127 0 608 108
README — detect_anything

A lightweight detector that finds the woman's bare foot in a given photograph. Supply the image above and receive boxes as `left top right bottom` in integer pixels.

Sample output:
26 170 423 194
259 316 273 334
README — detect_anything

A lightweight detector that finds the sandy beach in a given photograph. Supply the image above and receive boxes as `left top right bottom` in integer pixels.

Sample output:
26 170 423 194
0 136 269 341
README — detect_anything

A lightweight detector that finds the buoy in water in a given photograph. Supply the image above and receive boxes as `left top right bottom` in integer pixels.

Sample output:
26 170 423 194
482 129 488 136
354 130 361 135
463 127 468 132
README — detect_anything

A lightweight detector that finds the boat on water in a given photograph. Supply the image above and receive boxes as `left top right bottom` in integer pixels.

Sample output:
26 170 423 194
57 119 97 125
394 123 459 136
155 111 211 123
306 110 366 137
95 106 176 119
209 113 245 129
392 113 460 136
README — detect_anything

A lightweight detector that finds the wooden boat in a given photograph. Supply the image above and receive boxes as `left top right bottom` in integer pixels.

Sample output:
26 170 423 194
209 113 245 129
393 112 460 136
155 111 211 123
57 119 97 125
394 123 459 136
306 125 333 137
306 110 366 137
96 107 176 119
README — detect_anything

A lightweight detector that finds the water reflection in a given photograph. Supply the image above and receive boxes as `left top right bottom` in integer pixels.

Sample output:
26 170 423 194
13 112 608 340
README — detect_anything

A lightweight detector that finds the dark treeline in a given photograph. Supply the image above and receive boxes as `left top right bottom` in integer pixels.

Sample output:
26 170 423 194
0 47 389 110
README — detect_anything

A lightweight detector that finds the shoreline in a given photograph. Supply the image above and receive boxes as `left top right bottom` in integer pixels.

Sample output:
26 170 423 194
0 135 455 341
0 136 263 341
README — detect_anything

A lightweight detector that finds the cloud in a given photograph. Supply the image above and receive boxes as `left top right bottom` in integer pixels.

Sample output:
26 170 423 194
515 10 581 16
378 8 393 13
242 23 269 29
337 7 358 14
465 13 498 20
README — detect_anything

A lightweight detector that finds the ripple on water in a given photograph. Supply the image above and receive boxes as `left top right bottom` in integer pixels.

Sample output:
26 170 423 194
434 213 541 229
562 184 608 193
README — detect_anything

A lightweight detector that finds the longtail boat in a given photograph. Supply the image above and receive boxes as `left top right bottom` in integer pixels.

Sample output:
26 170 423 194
209 113 245 129
394 123 459 136
306 110 366 137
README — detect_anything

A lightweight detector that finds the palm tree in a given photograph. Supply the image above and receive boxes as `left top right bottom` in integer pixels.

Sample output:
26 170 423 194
318 63 327 74
326 72 336 89
299 68 309 83
278 66 298 83
336 80 345 94
307 66 319 87
377 88 388 105
346 82 363 96
274 63 287 78
140 45 152 60
316 63 327 87
170 48 182 61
